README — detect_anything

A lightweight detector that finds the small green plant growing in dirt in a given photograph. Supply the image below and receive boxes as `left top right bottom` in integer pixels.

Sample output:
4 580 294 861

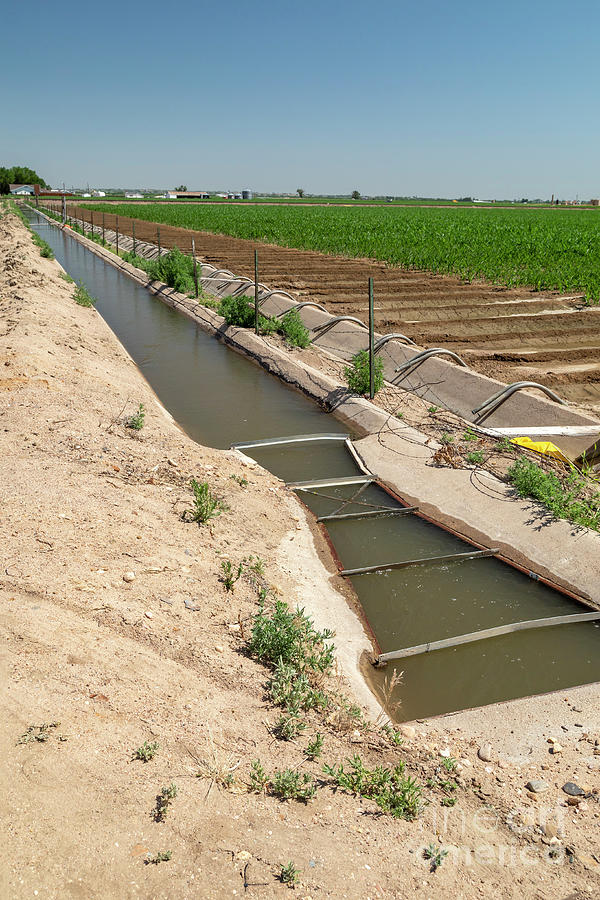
219 294 256 327
17 722 63 745
73 282 97 307
31 231 54 258
248 759 269 792
220 559 243 592
185 478 226 524
466 450 484 465
323 754 422 820
280 861 300 887
423 843 448 872
304 733 324 760
133 740 159 762
494 437 513 453
428 405 438 414
279 308 311 348
154 783 178 821
380 724 404 746
441 796 457 807
344 350 384 396
440 432 453 445
274 712 306 740
271 769 316 802
230 474 248 487
59 271 74 283
126 403 145 431
146 850 172 864
462 428 478 442
244 555 265 576
440 756 457 773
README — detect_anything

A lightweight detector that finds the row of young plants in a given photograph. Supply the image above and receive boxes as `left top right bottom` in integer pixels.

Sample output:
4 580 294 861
84 200 600 301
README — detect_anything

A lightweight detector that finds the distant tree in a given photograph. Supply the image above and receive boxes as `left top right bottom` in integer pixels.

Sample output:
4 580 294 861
0 166 50 195
175 184 187 192
351 190 361 200
297 188 304 198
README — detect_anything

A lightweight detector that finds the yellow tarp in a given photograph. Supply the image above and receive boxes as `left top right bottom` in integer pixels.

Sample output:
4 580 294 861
510 436 571 464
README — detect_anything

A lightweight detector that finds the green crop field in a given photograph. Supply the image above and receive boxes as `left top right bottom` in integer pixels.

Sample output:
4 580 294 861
83 203 600 301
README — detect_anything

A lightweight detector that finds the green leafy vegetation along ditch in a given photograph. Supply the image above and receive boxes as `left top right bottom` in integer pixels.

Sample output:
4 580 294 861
85 202 600 301
507 456 600 530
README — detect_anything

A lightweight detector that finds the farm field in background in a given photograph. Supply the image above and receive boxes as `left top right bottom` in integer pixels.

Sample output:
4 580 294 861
73 201 600 409
84 202 600 301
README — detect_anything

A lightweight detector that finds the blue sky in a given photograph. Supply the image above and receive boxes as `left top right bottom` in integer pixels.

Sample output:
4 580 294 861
2 0 598 198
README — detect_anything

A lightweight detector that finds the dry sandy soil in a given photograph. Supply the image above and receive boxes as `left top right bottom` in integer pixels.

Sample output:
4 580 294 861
66 204 600 411
1 208 599 899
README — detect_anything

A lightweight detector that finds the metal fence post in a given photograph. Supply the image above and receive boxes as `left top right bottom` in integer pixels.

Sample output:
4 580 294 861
90 210 94 239
254 250 259 333
102 212 105 245
157 226 161 257
132 219 136 257
368 277 375 399
116 216 119 255
192 237 199 298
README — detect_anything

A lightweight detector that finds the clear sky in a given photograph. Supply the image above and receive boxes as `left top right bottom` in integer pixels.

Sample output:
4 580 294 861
2 0 598 198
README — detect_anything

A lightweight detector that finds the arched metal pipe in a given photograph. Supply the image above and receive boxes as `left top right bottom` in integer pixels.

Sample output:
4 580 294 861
275 301 328 318
312 315 369 335
200 269 238 280
472 382 567 423
393 348 467 379
258 289 299 305
374 332 417 353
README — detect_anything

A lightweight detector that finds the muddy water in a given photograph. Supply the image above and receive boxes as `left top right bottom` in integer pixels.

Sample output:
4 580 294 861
28 210 600 721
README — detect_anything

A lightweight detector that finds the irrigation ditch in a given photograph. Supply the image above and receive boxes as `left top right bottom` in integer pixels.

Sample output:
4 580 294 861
25 204 600 723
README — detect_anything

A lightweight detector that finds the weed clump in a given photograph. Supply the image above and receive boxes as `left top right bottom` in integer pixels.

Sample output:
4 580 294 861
154 783 178 821
507 456 600 531
323 754 422 820
146 850 172 865
280 861 300 886
279 308 311 348
184 478 226 525
248 599 334 674
133 740 159 762
344 350 384 396
126 403 145 431
73 282 97 307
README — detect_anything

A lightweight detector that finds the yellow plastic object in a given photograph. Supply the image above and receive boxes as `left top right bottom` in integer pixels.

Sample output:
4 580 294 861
510 436 571 464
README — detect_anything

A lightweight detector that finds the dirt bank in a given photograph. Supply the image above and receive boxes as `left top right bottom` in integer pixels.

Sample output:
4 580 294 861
1 209 599 898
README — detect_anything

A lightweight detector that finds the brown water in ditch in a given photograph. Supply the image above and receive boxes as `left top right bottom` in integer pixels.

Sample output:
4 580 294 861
247 450 600 722
29 210 600 722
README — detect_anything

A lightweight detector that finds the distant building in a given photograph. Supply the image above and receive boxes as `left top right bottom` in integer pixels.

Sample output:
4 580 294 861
242 190 253 200
590 199 599 206
125 191 144 199
215 192 227 199
169 190 210 199
227 192 242 200
92 190 106 197
9 184 35 195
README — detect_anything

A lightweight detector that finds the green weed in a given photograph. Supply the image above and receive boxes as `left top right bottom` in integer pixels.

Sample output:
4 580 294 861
423 843 448 872
133 740 159 762
507 457 600 531
73 282 97 307
271 769 316 802
17 722 63 744
280 861 300 886
126 403 145 431
185 478 226 525
462 428 478 442
440 432 454 445
59 271 74 283
466 450 484 465
146 850 172 864
323 754 422 820
248 600 334 674
279 308 311 348
220 559 243 592
248 759 269 792
304 733 324 760
154 783 178 821
428 405 439 414
344 350 384 396
230 474 248 487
